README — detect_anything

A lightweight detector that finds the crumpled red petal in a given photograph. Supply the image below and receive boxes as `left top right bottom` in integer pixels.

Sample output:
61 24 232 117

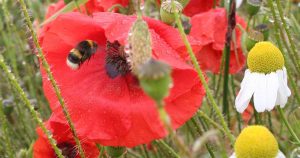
45 0 129 18
183 0 220 17
39 0 130 48
92 12 202 60
33 116 99 158
190 8 246 74
40 12 205 147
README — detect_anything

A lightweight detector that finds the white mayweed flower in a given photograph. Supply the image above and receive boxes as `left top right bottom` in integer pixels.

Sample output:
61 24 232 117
229 126 286 158
235 42 291 113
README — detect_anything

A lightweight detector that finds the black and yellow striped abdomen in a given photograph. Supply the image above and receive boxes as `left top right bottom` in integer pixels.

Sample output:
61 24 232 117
67 40 98 69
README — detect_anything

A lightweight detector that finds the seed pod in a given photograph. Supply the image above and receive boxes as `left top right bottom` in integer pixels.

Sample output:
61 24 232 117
245 30 264 51
160 0 183 25
254 23 271 40
127 18 152 75
246 0 262 16
105 146 127 158
138 59 173 103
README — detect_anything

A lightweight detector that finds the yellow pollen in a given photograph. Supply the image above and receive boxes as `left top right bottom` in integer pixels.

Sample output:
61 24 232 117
234 126 279 158
247 41 284 74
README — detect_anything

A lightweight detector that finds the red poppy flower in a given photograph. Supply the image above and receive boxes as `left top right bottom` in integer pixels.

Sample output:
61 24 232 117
46 0 129 18
183 0 220 17
33 116 99 158
190 8 246 74
40 12 205 147
156 0 219 17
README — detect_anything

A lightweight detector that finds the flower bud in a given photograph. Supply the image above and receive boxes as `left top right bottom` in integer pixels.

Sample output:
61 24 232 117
235 126 279 158
3 103 13 116
127 18 152 75
17 149 28 158
2 98 14 116
247 42 284 74
246 0 262 16
245 30 264 51
137 59 173 103
105 146 127 158
254 23 271 40
160 0 183 25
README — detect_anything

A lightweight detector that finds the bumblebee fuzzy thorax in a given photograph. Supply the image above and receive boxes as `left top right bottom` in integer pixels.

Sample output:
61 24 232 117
66 40 98 70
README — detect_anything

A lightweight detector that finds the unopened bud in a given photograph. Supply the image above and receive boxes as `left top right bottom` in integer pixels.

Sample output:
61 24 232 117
137 59 173 103
2 98 14 116
246 0 262 16
160 0 183 25
127 19 152 75
105 146 127 158
245 30 264 51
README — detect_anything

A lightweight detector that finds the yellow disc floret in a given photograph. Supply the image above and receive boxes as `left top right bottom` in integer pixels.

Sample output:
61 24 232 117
234 125 279 158
247 41 284 74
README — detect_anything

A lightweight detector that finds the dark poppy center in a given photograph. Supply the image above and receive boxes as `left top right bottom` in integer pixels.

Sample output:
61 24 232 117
105 41 131 79
57 142 77 158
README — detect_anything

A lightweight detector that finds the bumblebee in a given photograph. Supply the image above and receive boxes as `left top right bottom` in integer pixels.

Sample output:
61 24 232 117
66 40 98 70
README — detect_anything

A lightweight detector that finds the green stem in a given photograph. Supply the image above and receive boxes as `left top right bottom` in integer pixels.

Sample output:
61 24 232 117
277 107 300 145
142 145 150 158
267 0 300 106
190 117 216 158
172 1 235 146
197 111 226 134
72 0 82 13
18 0 85 157
275 0 300 68
231 76 242 132
223 0 236 126
253 108 262 124
0 55 64 158
223 45 231 125
153 140 181 158
0 99 14 158
96 144 104 158
267 0 300 74
267 112 273 133
157 102 191 157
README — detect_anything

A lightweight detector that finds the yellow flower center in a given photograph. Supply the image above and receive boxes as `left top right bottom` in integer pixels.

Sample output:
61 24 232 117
247 42 284 74
235 126 279 158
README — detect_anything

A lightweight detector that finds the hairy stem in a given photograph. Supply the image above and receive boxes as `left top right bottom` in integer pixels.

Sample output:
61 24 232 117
18 0 85 157
277 107 300 145
172 1 235 146
0 98 14 158
0 55 64 158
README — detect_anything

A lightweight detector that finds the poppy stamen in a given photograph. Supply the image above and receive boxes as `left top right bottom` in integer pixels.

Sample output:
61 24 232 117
105 41 131 79
57 143 77 158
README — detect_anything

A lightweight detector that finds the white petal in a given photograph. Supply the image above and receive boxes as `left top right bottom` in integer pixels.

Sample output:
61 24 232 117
253 73 267 112
235 70 255 113
265 72 279 111
229 152 236 158
236 0 243 8
276 69 290 108
283 67 291 96
276 150 286 158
